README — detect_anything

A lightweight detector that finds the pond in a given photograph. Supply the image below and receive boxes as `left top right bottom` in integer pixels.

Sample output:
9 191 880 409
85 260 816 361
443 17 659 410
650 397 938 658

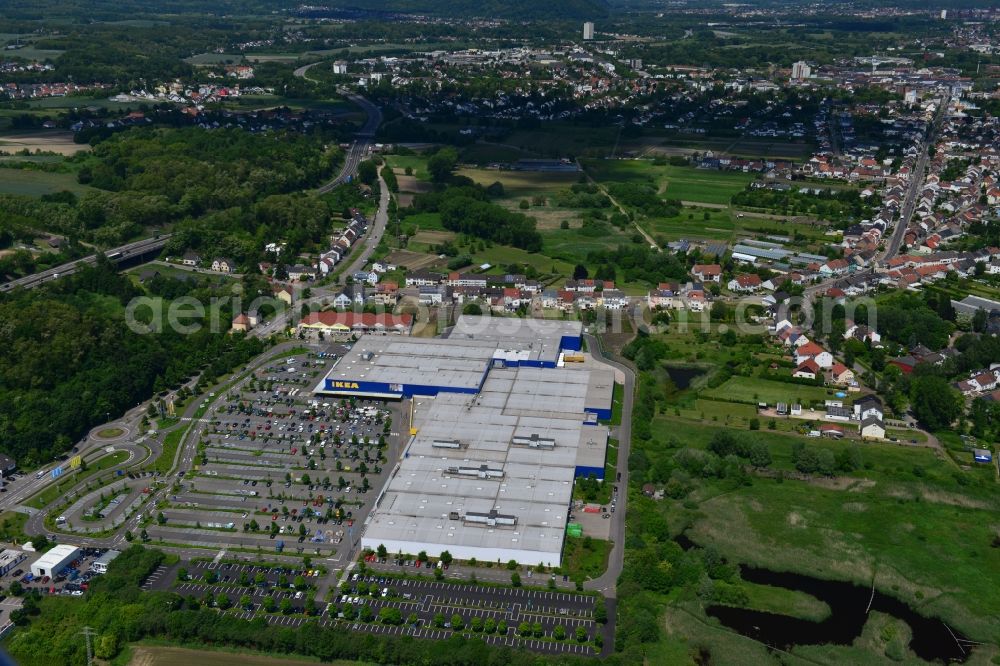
674 534 971 662
706 566 972 662
664 365 707 390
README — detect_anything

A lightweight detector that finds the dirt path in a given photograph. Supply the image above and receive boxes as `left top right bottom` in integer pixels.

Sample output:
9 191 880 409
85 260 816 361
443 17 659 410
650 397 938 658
578 161 660 250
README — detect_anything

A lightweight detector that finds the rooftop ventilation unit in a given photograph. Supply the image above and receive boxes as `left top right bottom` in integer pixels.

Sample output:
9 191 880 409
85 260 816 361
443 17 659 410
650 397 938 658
464 509 517 527
511 433 556 449
432 439 463 449
446 464 504 479
360 351 374 361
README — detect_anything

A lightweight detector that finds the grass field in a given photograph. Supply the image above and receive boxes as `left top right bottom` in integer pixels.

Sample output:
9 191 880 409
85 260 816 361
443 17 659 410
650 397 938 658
647 411 1000 640
184 52 245 65
561 535 612 581
25 450 130 509
582 159 754 206
701 376 840 407
128 644 364 666
0 169 92 196
732 581 832 622
0 511 28 543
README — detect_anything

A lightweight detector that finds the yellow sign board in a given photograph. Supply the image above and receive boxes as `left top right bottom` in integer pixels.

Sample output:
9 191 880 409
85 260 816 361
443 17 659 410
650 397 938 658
68 455 82 469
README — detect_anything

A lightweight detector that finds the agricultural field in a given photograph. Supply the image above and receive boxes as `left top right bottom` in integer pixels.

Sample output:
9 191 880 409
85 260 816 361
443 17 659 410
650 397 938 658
0 130 90 156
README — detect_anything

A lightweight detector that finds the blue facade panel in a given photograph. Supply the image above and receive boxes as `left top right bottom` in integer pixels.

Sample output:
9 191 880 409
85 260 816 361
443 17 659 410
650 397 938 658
574 465 605 481
587 407 612 421
560 335 582 352
323 378 479 398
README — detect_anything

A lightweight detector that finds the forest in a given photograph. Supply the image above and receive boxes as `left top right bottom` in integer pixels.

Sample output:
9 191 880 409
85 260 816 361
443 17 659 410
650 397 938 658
0 127 345 266
0 260 267 466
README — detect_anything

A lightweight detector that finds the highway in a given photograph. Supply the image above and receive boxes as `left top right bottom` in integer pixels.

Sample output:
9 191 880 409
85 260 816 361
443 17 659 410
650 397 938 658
0 234 172 292
317 90 382 193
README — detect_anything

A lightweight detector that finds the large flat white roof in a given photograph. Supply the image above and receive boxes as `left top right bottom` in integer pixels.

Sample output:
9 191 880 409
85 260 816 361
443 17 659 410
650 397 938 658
362 363 608 566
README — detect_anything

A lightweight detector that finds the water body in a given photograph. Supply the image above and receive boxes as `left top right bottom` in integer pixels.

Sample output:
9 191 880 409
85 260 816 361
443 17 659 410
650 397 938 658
664 365 706 390
673 535 971 662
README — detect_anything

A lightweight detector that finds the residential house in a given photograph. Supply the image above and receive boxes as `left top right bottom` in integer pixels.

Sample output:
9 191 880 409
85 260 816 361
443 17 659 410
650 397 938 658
647 283 680 309
853 395 884 421
373 282 399 307
405 270 444 287
231 313 251 333
181 250 201 267
860 416 886 440
333 284 366 309
287 265 316 282
728 273 762 293
600 289 629 309
212 257 236 273
691 264 722 283
272 285 294 306
828 362 855 386
793 359 820 380
794 341 833 369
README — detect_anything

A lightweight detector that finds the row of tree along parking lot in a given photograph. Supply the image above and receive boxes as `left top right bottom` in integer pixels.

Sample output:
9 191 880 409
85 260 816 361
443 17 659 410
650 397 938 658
144 560 605 654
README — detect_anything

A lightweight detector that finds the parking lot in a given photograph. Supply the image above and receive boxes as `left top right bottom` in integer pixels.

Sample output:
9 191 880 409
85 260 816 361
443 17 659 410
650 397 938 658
142 563 602 656
144 349 405 562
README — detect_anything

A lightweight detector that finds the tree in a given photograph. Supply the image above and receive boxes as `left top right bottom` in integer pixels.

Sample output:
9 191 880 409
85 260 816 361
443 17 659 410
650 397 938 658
376 544 387 559
407 612 419 626
573 264 589 280
518 621 532 636
451 613 465 631
911 375 961 431
357 160 378 186
498 620 508 635
471 616 483 632
379 606 402 624
748 442 772 469
511 572 521 587
262 596 276 612
576 626 588 642
239 594 253 609
484 618 497 634
507 559 518 570
554 624 567 640
280 598 293 614
533 621 544 637
439 550 453 566
215 593 231 610
433 612 446 628
427 147 458 182
293 575 307 590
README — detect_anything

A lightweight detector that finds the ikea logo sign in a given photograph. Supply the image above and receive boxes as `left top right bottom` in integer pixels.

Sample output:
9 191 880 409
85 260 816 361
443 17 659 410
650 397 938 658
331 381 360 389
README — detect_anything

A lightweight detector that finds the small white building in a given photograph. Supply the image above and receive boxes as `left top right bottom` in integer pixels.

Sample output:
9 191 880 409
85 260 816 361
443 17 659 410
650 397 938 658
31 544 81 578
90 549 121 574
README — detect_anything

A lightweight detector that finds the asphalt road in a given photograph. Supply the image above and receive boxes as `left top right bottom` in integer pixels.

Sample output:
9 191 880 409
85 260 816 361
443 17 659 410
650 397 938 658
581 332 634 599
